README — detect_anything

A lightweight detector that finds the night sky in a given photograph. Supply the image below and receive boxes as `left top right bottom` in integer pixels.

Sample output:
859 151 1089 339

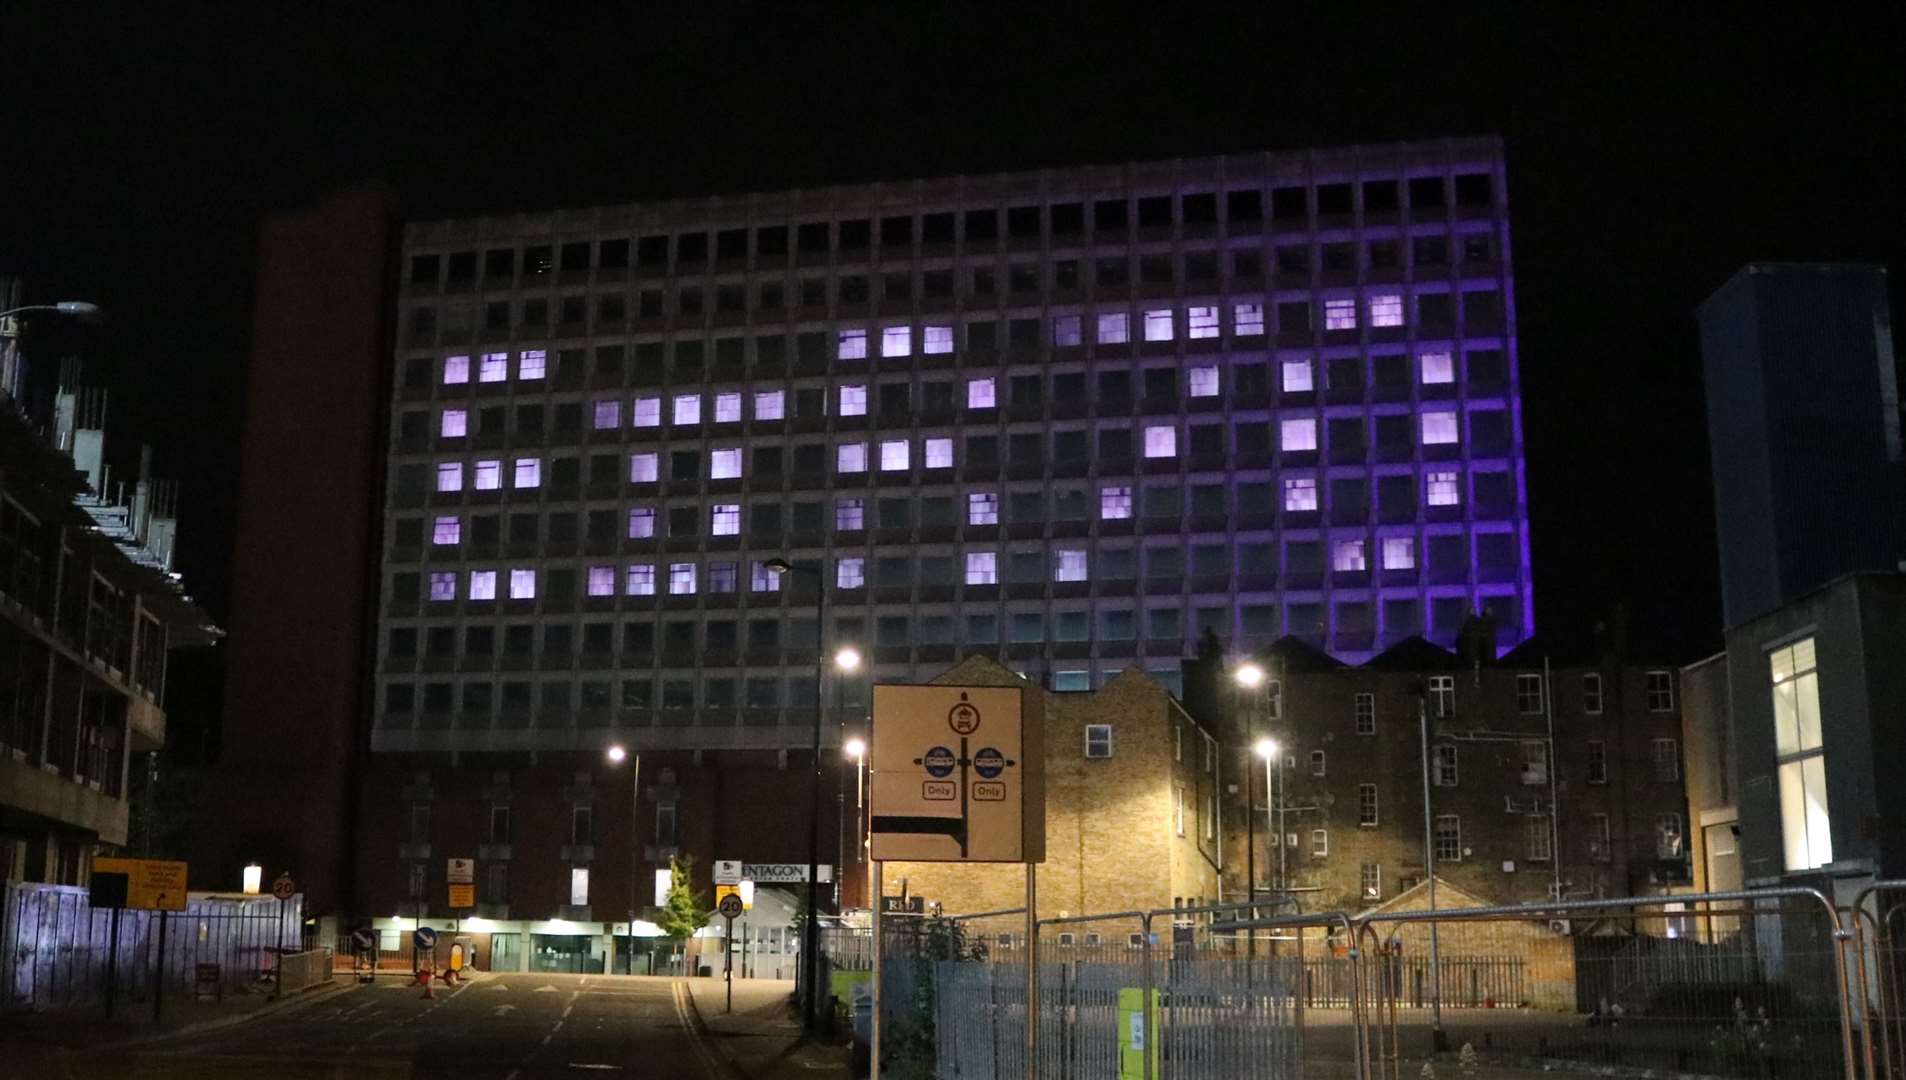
4 9 1903 746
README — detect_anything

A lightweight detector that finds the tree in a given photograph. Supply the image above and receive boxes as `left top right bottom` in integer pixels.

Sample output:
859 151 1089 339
656 855 711 954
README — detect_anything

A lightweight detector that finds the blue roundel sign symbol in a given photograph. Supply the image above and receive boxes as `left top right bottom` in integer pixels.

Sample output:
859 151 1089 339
413 926 438 951
923 746 956 778
973 747 1006 779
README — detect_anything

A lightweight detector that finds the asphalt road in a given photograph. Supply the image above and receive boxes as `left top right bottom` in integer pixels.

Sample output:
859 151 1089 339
31 974 728 1080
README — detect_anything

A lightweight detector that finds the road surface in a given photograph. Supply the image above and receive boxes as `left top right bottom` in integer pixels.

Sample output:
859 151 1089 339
28 973 730 1079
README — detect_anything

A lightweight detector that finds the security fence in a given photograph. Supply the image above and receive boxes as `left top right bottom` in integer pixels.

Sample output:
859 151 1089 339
1 882 302 1011
870 884 1906 1080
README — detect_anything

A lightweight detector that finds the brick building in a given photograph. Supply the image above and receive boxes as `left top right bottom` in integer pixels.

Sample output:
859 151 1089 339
1183 621 1692 914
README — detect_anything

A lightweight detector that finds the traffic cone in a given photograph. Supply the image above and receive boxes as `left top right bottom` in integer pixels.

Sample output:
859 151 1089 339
420 970 434 999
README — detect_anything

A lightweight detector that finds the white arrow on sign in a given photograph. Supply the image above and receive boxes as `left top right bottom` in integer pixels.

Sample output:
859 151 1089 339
493 1004 516 1017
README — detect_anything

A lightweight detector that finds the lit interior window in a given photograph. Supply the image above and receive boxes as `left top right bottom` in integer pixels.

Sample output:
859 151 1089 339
1280 418 1318 452
879 439 910 471
1332 539 1366 572
923 325 953 354
1100 486 1132 519
1421 411 1459 445
1281 359 1314 393
711 504 740 536
964 551 997 585
436 462 463 493
431 516 460 545
968 492 998 525
632 397 662 427
479 352 509 382
668 563 697 595
1097 312 1130 344
837 443 868 473
517 349 547 380
592 400 621 430
709 448 742 479
1054 550 1088 582
1052 315 1082 347
1283 477 1317 511
1187 367 1220 397
512 458 540 488
839 385 867 417
468 570 497 601
442 355 470 384
1143 309 1174 341
440 409 467 438
625 564 656 595
1420 351 1455 384
1234 304 1265 336
429 572 456 601
1324 298 1358 331
474 460 501 490
673 394 702 426
1425 470 1460 506
1186 306 1219 339
1381 536 1416 570
628 507 655 538
835 498 864 531
629 453 659 483
836 557 865 589
924 438 953 469
837 329 867 360
881 326 912 357
1143 425 1177 458
967 378 996 409
1368 294 1405 328
508 568 536 599
714 393 741 423
587 566 616 596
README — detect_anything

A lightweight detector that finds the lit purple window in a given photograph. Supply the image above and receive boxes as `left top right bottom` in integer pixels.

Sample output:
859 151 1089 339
1187 367 1220 398
440 409 467 438
587 566 616 597
713 393 742 423
1381 537 1416 570
711 504 740 536
1281 359 1314 393
753 390 785 420
435 462 463 493
1280 419 1317 452
1419 351 1455 385
879 440 909 471
1324 298 1358 331
431 516 460 545
512 458 541 488
1283 477 1317 511
467 570 497 601
1332 539 1366 572
473 460 501 490
922 326 953 355
1186 306 1219 339
924 438 953 469
668 563 697 595
1234 303 1265 336
882 326 912 358
628 507 656 538
836 499 864 531
1052 315 1082 347
839 385 867 416
1053 550 1088 582
709 449 742 479
629 453 659 482
429 571 457 601
964 552 997 585
1143 426 1177 458
837 329 867 360
1426 471 1461 506
751 562 781 592
517 349 547 380
478 352 509 383
1100 486 1132 520
1097 313 1130 344
442 355 470 384
968 492 998 525
625 564 656 596
1143 309 1174 342
1369 294 1404 328
836 558 864 589
508 568 536 599
1420 411 1459 445
632 397 662 427
592 400 621 430
966 378 995 409
837 443 867 473
673 394 701 426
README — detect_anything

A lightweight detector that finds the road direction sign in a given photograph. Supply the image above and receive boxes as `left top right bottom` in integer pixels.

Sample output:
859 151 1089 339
446 858 474 885
718 892 744 919
414 926 438 951
351 927 377 953
270 874 296 901
869 684 1044 863
713 859 743 885
92 857 188 912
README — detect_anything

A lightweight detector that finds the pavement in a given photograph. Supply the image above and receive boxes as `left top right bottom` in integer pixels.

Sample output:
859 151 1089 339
0 969 846 1079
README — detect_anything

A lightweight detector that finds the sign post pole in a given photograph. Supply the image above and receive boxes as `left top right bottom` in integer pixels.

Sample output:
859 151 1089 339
1025 862 1037 1073
870 859 883 1080
153 910 168 1024
725 913 735 1014
104 905 120 1020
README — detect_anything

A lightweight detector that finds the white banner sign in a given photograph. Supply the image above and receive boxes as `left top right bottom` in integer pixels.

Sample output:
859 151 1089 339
734 862 832 884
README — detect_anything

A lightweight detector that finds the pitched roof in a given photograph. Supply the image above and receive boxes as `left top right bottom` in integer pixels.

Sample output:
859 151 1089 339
1254 635 1347 673
1362 635 1464 672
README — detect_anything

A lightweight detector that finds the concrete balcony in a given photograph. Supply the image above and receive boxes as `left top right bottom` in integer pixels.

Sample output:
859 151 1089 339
0 753 129 845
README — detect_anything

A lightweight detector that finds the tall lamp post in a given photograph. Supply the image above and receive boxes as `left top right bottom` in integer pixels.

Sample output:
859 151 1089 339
605 744 641 976
1253 738 1282 895
843 735 867 908
1233 663 1266 904
763 557 831 1038
831 647 861 910
1416 689 1448 1051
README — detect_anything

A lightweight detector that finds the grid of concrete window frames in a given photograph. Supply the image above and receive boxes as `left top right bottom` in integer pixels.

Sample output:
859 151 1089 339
376 138 1531 742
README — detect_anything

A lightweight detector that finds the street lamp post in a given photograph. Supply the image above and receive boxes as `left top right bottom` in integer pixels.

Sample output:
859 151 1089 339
606 744 640 976
765 557 830 1038
844 736 867 908
831 647 860 911
1234 663 1265 906
0 301 103 321
1254 738 1280 894
1416 690 1448 1051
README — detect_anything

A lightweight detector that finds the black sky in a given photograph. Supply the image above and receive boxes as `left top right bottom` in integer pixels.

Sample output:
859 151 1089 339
3 7 1904 710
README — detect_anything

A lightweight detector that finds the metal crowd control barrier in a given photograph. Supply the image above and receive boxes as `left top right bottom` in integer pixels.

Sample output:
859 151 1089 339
1851 880 1906 1080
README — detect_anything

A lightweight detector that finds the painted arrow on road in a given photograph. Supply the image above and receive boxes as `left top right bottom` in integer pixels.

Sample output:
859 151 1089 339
493 1004 516 1017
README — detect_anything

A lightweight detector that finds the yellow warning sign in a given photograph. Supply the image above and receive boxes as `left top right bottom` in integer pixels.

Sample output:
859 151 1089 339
93 857 188 911
448 883 476 908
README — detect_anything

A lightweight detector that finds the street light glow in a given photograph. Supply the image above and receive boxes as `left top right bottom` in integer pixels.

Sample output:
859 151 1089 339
605 744 627 764
54 301 101 316
1235 662 1265 688
763 557 794 575
1254 737 1278 760
844 736 867 760
835 646 861 672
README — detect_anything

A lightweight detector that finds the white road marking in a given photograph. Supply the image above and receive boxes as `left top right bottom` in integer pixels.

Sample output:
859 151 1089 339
486 982 511 991
534 984 558 992
494 1004 517 1017
568 1066 621 1072
671 980 726 1080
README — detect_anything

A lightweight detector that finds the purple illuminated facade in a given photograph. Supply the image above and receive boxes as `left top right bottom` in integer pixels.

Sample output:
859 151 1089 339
375 136 1532 754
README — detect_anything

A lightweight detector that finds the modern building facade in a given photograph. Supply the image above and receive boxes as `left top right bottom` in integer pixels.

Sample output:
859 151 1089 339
1698 263 1902 629
0 365 216 886
1184 627 1692 912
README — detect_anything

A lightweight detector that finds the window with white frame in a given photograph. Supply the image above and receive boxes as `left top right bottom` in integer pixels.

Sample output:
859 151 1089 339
592 400 621 430
1284 476 1318 511
436 462 464 493
1586 739 1607 784
1368 294 1404 327
1647 670 1675 712
1420 411 1459 445
1432 743 1458 786
968 492 999 525
625 564 655 596
628 507 656 538
474 460 502 490
633 397 662 427
508 568 536 599
512 458 541 488
1281 358 1314 392
1311 829 1330 857
1770 638 1831 870
879 439 910 471
750 561 781 592
964 551 997 585
1652 737 1680 781
431 516 461 545
1084 724 1114 758
429 572 456 601
1516 673 1544 714
586 566 616 597
1100 486 1133 519
468 569 497 600
479 352 508 382
1052 314 1082 347
1097 312 1130 344
839 384 867 416
1266 679 1282 720
517 350 546 379
1583 672 1604 714
835 498 864 531
1235 302 1265 336
1656 814 1685 859
1324 297 1357 330
1143 308 1174 341
1588 813 1612 861
967 377 996 409
1360 863 1381 899
837 443 867 473
569 867 589 906
442 354 470 384
1309 749 1327 777
713 392 741 423
924 437 953 469
1143 425 1177 458
1187 366 1220 397
1420 351 1455 384
1380 536 1415 570
837 328 867 360
882 326 912 357
836 557 864 589
709 448 742 479
752 390 784 420
923 325 953 354
1053 550 1087 582
1280 418 1318 452
1521 740 1548 783
1430 674 1455 717
1355 692 1376 735
1187 306 1220 339
1434 814 1462 860
1332 539 1366 572
673 393 702 426
440 408 467 438
711 504 740 536
668 563 696 595
1526 815 1553 861
1358 783 1378 825
1426 470 1460 506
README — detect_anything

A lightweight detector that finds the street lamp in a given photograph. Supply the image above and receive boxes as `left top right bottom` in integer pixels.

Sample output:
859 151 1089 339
1254 738 1282 895
605 743 641 976
0 301 103 321
764 556 830 1037
831 647 861 910
242 863 262 896
1234 663 1267 906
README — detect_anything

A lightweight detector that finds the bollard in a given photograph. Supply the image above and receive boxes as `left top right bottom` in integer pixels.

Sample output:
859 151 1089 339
418 969 435 999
